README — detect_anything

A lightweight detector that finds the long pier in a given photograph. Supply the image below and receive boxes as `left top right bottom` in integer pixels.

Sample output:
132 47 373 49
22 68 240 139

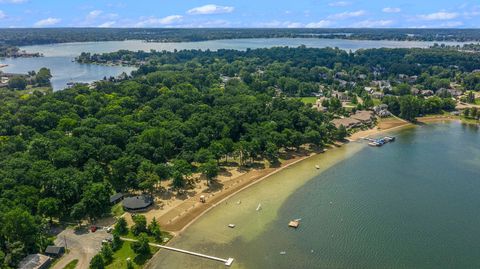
121 238 234 266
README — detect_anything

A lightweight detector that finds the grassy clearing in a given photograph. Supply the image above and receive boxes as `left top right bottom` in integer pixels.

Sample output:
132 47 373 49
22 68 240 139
373 98 382 106
111 203 124 217
123 230 172 244
298 97 317 104
62 259 78 269
106 241 159 269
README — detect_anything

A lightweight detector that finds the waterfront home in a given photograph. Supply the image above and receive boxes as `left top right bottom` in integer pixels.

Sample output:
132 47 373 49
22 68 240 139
332 110 375 130
351 110 375 125
373 104 391 117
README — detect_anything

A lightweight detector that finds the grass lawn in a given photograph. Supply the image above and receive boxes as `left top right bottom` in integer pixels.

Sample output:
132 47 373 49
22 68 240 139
373 98 382 106
106 241 159 269
62 259 78 269
123 230 173 244
298 97 317 104
111 203 124 217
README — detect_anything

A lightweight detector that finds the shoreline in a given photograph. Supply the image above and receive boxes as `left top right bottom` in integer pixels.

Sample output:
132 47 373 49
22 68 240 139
152 115 460 234
147 116 414 235
143 115 463 268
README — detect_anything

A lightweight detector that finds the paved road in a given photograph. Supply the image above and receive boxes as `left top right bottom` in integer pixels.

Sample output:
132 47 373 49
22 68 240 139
52 228 111 269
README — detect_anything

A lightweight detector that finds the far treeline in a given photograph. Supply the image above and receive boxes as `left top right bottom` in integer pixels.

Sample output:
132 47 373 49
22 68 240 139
2 28 480 46
0 45 479 268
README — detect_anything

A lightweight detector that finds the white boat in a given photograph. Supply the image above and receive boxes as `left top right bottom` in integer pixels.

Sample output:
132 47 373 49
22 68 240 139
256 203 262 211
228 224 236 228
280 251 286 255
315 165 320 169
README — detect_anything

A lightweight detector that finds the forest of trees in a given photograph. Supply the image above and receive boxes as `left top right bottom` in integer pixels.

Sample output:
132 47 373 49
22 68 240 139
1 28 480 47
0 48 341 268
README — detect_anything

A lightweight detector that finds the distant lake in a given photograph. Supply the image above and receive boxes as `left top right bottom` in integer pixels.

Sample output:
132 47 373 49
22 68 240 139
149 122 480 269
0 38 466 91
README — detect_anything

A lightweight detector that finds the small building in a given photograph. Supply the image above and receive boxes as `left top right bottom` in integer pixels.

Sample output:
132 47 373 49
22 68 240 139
420 90 434 96
18 254 51 269
332 90 351 102
122 195 153 211
371 92 384 99
110 193 124 204
44 246 65 258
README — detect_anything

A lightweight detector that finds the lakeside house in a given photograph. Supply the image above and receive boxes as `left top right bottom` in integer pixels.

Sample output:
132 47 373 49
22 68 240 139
373 104 391 117
332 110 375 129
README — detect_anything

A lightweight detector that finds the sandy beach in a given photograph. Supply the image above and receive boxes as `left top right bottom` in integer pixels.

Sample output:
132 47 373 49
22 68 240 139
123 116 422 235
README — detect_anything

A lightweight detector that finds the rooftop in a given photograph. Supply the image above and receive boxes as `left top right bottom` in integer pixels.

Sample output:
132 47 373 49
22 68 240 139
122 195 153 210
18 254 51 269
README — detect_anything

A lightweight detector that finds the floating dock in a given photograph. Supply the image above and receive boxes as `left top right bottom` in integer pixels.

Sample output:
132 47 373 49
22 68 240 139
288 219 300 228
364 136 395 147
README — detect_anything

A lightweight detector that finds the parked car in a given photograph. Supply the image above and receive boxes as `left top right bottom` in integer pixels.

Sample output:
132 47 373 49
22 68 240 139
90 226 97 232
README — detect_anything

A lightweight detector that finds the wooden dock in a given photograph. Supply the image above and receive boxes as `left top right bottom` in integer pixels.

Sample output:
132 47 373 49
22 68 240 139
121 238 234 266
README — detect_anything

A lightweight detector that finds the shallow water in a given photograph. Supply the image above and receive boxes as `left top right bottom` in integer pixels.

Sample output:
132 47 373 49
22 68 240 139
149 122 480 269
1 38 466 91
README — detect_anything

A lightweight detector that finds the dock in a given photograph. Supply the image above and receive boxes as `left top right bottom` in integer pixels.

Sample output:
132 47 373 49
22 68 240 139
121 238 234 266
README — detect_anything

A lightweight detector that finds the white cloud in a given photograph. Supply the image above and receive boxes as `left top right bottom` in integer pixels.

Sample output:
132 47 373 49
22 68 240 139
98 21 116 27
418 11 459 21
34 17 61 27
327 10 365 20
0 10 5 19
306 20 332 28
328 1 350 7
134 15 183 27
187 4 234 15
257 20 302 28
87 10 103 20
352 19 394 27
439 21 464 27
382 7 401 13
0 0 27 3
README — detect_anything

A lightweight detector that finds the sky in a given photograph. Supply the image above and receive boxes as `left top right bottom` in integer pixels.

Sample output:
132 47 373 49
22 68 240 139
0 0 478 28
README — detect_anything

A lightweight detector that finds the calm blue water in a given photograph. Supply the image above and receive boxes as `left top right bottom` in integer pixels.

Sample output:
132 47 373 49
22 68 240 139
0 38 466 91
150 122 480 269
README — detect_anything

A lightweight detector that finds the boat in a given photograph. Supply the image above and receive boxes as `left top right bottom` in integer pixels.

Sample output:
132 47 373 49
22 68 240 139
368 142 380 147
384 136 396 142
315 165 320 169
280 251 286 255
228 224 236 228
288 219 301 228
256 203 262 211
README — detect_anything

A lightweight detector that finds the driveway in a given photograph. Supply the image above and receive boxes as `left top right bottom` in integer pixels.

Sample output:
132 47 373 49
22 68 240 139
52 227 111 269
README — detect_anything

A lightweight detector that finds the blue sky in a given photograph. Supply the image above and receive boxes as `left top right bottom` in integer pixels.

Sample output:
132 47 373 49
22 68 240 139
0 0 478 28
